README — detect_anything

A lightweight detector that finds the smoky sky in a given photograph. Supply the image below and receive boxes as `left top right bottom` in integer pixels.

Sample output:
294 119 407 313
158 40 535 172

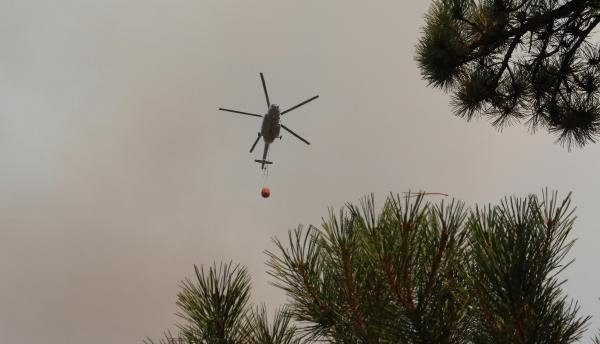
1 1 599 343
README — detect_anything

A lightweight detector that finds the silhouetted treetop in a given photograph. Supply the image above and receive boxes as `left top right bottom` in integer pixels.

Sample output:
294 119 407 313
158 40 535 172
417 0 600 148
147 191 599 343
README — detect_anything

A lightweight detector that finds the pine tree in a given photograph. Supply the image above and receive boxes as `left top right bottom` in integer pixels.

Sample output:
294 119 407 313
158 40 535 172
416 0 600 148
144 263 298 344
147 191 597 343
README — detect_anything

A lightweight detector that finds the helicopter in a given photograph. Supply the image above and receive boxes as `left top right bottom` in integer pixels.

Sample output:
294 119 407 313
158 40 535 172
219 73 319 169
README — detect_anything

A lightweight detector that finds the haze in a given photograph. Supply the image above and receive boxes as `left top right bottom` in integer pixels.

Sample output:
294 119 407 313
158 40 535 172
0 1 599 343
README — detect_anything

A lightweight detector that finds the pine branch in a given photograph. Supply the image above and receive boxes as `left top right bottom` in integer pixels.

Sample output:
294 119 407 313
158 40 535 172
417 0 600 148
467 190 590 343
245 305 301 344
145 262 252 344
148 190 594 344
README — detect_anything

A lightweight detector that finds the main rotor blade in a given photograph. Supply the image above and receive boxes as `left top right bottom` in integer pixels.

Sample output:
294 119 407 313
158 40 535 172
260 73 270 108
281 124 310 145
250 133 261 153
218 108 262 118
281 95 319 115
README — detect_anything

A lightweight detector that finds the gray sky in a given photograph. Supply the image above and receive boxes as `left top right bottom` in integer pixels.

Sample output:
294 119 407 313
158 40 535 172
0 1 599 343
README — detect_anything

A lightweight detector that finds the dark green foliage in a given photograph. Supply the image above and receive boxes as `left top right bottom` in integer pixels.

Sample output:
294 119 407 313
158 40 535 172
417 0 600 148
144 263 298 344
266 195 473 343
245 306 301 344
148 191 597 343
145 262 252 344
468 191 590 343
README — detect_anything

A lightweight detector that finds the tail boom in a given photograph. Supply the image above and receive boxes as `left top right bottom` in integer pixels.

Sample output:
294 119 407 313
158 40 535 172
256 143 271 169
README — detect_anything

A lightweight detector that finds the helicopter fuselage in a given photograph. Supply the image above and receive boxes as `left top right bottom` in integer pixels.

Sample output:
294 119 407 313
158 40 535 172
261 104 281 143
